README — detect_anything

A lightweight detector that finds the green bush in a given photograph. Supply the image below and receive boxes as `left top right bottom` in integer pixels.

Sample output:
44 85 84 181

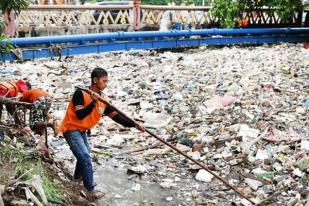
0 0 30 56
210 0 304 28
211 0 240 28
0 34 14 55
0 0 30 15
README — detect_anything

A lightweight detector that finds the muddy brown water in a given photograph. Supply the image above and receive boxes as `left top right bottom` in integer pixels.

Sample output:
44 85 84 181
94 167 178 206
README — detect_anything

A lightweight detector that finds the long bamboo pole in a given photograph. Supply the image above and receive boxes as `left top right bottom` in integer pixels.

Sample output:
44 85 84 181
0 98 32 107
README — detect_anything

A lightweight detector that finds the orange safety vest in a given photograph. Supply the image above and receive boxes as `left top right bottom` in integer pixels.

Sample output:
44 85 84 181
0 82 20 97
59 91 107 133
21 89 50 103
0 80 28 97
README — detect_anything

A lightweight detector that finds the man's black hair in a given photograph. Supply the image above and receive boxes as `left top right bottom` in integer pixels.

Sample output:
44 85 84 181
26 81 32 90
91 68 108 83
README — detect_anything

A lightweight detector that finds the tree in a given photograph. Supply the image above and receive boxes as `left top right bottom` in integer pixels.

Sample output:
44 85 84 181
0 0 30 54
210 0 241 28
210 0 305 28
0 0 30 15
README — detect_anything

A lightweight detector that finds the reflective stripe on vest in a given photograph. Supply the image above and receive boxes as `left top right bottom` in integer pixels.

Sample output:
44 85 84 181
0 82 19 97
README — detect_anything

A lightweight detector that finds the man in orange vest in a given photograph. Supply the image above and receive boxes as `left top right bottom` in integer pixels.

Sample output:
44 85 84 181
20 88 58 156
59 67 145 201
0 80 30 125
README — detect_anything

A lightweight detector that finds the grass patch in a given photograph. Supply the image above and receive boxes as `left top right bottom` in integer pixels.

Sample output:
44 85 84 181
16 160 43 181
16 161 68 205
0 141 69 205
43 177 67 203
0 173 10 182
0 142 15 161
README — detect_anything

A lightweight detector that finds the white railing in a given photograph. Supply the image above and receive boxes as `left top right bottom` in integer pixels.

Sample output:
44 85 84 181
16 5 308 36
